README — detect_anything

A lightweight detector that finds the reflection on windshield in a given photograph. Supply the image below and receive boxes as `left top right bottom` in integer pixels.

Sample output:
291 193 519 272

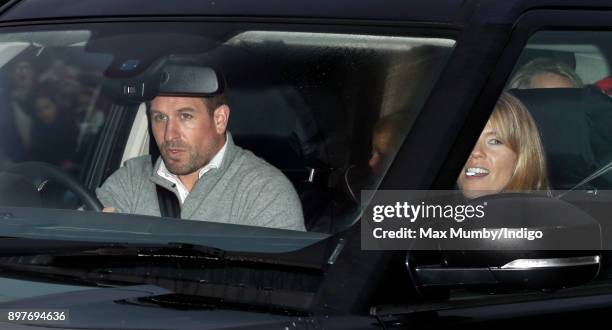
0 24 454 242
0 47 110 175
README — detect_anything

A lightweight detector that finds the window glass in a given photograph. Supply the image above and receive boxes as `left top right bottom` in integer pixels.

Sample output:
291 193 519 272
505 31 612 191
0 30 114 209
0 23 454 251
433 30 612 306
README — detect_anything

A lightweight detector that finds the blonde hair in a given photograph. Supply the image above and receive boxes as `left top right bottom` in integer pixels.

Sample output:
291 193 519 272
489 93 549 192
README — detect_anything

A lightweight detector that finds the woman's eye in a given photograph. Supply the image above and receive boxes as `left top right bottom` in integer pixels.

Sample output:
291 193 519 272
487 138 502 145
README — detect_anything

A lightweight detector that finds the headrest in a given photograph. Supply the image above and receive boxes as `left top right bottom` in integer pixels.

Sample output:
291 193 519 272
232 135 304 170
511 87 612 189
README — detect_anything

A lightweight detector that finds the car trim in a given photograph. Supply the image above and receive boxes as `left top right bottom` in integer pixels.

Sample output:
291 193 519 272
499 256 601 269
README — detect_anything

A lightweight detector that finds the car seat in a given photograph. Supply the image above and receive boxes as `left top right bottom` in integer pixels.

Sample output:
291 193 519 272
226 87 336 232
511 86 612 190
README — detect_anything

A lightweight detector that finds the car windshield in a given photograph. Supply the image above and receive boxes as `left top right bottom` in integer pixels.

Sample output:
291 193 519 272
0 22 453 258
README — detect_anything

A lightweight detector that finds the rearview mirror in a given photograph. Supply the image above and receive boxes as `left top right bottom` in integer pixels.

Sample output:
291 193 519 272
107 60 225 103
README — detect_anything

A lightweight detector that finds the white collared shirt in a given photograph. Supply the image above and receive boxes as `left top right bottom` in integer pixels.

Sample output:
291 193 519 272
156 138 228 204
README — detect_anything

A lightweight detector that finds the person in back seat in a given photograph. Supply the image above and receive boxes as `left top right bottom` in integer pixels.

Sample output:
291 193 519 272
509 57 583 89
457 92 550 199
368 112 411 176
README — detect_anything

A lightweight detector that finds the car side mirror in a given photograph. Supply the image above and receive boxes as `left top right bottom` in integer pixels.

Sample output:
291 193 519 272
405 194 602 295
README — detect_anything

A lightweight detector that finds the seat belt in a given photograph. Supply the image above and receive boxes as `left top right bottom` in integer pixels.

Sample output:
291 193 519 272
156 185 181 218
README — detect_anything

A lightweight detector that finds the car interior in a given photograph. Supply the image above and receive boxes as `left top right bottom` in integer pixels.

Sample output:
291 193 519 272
0 27 456 238
508 36 612 201
511 87 612 191
5 26 612 243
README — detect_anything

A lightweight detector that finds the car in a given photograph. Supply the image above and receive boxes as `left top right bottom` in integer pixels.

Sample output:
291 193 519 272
0 0 611 329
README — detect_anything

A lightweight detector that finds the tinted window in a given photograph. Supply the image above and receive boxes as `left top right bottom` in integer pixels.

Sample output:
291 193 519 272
435 30 612 305
0 23 454 247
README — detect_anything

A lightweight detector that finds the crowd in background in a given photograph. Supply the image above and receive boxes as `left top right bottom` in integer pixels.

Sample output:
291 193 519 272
0 54 108 174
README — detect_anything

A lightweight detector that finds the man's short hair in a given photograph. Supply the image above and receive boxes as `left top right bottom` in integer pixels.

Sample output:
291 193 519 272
201 94 228 115
147 94 228 116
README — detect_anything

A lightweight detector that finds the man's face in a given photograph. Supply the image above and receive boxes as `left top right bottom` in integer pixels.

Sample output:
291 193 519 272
150 96 228 176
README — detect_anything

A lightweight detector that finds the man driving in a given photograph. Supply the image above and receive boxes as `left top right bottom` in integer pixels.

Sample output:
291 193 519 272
96 88 306 231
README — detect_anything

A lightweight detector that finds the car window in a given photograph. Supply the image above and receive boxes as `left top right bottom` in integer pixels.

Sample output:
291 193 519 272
403 29 612 307
0 39 111 167
0 23 455 251
0 31 114 209
507 31 612 190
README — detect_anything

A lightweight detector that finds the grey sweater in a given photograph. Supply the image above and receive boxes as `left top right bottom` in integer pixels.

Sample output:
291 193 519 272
96 134 306 231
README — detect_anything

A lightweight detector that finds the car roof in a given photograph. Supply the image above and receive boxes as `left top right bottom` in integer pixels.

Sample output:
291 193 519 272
2 0 612 26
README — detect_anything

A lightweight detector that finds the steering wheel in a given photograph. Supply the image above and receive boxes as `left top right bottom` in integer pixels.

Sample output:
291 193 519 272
4 162 103 211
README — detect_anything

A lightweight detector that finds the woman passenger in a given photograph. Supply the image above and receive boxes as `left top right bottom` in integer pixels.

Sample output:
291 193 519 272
457 92 549 198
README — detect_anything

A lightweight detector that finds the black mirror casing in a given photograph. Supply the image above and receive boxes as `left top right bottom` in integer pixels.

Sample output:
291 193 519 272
407 194 602 293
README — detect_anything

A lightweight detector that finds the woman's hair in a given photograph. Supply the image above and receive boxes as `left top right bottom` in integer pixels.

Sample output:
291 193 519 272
489 92 549 192
508 57 583 89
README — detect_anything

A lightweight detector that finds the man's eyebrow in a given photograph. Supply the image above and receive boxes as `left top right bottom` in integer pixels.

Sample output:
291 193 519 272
149 107 197 114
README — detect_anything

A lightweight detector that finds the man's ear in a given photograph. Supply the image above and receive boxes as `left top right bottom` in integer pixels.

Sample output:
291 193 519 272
213 104 230 134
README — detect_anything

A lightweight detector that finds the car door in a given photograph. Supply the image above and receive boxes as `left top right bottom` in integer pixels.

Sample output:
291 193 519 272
359 7 612 328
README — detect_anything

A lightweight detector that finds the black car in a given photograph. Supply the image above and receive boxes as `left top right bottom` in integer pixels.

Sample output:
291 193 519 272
0 0 611 328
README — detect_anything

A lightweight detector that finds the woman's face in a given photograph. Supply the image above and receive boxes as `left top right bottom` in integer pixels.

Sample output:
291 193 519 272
35 97 58 124
457 121 518 199
12 61 34 89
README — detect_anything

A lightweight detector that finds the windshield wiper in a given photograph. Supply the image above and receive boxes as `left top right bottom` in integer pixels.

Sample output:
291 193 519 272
0 237 327 269
48 242 228 262
117 293 311 317
0 236 335 311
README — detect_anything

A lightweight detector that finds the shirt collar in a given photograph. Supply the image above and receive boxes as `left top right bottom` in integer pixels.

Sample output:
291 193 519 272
201 135 227 176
